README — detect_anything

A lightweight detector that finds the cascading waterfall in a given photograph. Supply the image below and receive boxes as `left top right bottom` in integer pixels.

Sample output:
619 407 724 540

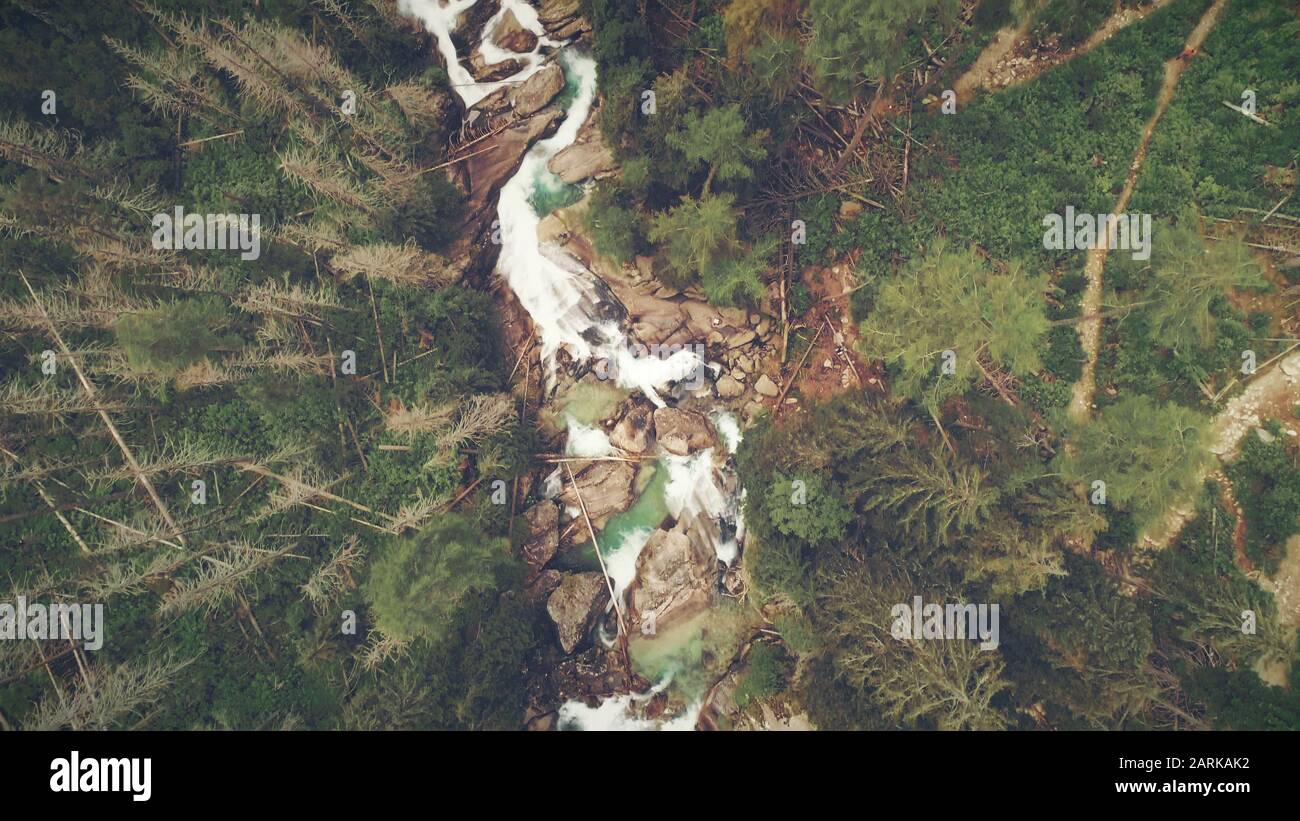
399 0 561 108
400 0 745 731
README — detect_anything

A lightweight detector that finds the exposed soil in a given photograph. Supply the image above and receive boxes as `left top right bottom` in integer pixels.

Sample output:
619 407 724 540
779 259 881 413
953 0 1179 100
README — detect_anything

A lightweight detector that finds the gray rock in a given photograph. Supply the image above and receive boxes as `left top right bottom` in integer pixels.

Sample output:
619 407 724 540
547 572 608 653
610 404 653 453
468 50 524 82
520 501 559 573
443 108 563 272
470 86 511 117
625 528 716 635
491 8 538 53
454 0 501 42
719 306 748 326
653 407 714 455
716 374 745 399
635 255 655 279
754 374 780 397
727 329 756 349
1280 354 1300 378
558 460 635 523
537 0 587 38
510 63 565 117
548 126 617 183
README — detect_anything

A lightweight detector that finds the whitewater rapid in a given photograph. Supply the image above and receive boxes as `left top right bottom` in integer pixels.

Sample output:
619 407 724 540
399 0 561 107
401 0 742 731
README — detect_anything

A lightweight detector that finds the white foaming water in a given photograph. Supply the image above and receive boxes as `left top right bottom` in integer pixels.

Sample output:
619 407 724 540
476 0 561 69
714 537 738 566
405 1 702 405
401 0 732 731
663 449 727 522
541 466 562 499
711 410 743 454
558 694 701 731
563 416 613 457
604 525 653 603
495 57 702 407
398 0 558 108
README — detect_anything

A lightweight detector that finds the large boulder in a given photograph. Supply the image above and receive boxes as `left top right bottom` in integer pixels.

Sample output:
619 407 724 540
625 527 716 634
520 501 559 574
558 460 635 524
443 107 563 274
547 572 609 653
653 407 714 455
492 8 538 53
469 86 511 117
463 109 561 205
453 0 501 43
610 404 654 453
510 62 565 117
537 0 589 39
468 50 525 82
547 118 616 183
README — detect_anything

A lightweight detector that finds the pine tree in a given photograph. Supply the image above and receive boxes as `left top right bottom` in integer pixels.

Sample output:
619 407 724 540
364 515 515 643
858 239 1049 401
648 193 739 288
702 235 775 307
806 0 959 102
820 565 1010 730
1057 395 1213 529
666 104 768 196
1143 221 1267 353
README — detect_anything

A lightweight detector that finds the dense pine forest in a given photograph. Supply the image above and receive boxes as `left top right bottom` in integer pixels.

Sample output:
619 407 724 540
1 0 1298 731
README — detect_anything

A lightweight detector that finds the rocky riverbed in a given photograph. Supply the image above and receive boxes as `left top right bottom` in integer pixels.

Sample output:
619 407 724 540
402 0 786 729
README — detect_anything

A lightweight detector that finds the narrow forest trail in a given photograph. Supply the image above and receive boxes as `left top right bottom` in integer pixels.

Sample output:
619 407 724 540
953 22 1029 105
1068 0 1230 423
954 0 1178 101
1140 350 1300 551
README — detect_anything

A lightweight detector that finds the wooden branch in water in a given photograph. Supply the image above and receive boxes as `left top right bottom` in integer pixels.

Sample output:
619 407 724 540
537 454 653 463
563 462 631 670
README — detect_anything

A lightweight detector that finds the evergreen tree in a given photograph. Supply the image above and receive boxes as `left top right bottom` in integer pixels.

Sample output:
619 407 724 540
820 564 1010 730
667 104 768 196
648 192 739 288
1056 395 1213 530
702 234 774 307
858 239 1049 401
806 0 959 101
1143 221 1267 353
365 514 515 643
